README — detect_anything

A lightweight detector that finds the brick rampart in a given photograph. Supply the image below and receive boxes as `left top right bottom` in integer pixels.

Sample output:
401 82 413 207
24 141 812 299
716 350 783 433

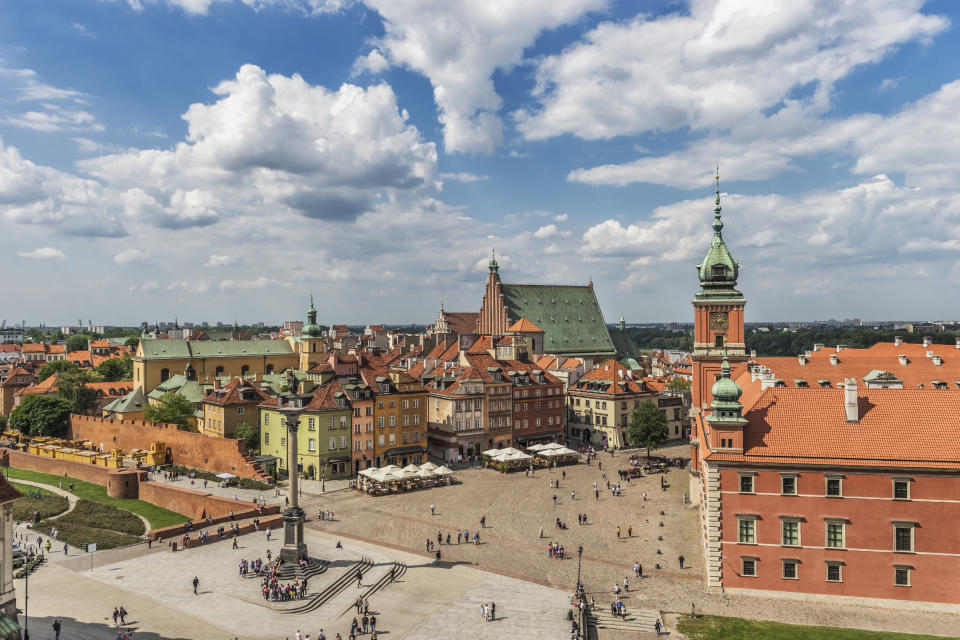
3 448 136 486
151 510 282 540
68 415 266 479
138 480 267 521
176 515 284 550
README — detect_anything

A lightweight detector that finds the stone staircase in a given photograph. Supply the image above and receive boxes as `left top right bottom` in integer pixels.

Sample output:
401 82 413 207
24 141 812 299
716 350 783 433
240 450 271 482
586 607 661 638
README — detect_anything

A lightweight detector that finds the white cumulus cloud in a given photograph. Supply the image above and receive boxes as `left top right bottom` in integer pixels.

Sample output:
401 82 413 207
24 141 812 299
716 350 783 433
113 248 151 264
17 247 66 260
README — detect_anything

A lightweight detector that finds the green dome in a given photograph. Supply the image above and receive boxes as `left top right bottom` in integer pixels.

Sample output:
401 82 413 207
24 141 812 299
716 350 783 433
697 173 739 290
303 294 324 338
710 357 742 404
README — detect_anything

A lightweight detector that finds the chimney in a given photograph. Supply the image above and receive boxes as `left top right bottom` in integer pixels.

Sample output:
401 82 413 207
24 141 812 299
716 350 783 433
956 337 960 350
899 354 908 366
829 354 838 366
813 343 824 352
804 350 812 358
750 349 757 359
923 336 933 348
798 355 806 366
213 379 221 390
844 378 859 423
836 344 846 353
894 336 903 347
933 354 942 366
926 350 934 358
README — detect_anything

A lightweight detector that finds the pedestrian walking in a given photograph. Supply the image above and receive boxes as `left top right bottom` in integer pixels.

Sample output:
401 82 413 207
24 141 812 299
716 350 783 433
430 503 435 516
52 619 62 640
112 608 120 626
480 515 486 528
678 555 685 569
435 549 441 565
480 603 486 621
457 531 462 544
634 561 639 577
624 576 629 592
595 489 599 500
570 490 575 501
639 562 643 578
627 525 632 538
192 576 199 595
490 601 496 621
616 526 621 539
552 494 557 505
119 606 127 625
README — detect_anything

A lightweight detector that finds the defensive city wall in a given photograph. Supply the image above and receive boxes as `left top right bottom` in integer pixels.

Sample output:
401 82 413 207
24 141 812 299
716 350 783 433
67 415 266 480
1 447 278 535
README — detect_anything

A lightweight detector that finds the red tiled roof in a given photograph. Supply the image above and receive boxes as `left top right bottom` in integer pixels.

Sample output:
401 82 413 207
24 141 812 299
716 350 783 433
706 388 960 469
203 377 271 406
0 473 21 503
506 317 544 333
90 339 110 348
745 353 960 390
0 345 21 354
442 312 479 335
22 344 46 353
49 344 66 354
572 359 646 395
466 336 492 355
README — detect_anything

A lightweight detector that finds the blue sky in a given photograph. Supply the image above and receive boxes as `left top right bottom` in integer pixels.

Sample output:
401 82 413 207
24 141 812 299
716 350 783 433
2 0 960 326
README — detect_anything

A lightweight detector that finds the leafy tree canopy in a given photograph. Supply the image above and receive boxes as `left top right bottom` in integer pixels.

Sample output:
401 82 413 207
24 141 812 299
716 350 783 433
56 368 99 415
666 377 692 390
234 422 259 452
65 334 90 352
144 393 197 431
36 360 78 382
9 395 73 437
124 336 140 349
94 355 133 382
627 399 668 456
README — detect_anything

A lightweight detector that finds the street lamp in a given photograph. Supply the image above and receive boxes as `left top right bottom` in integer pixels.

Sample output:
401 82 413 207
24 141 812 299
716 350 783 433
576 544 584 589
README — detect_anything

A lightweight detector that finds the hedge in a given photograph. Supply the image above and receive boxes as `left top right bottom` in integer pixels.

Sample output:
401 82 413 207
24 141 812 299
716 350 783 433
64 499 145 536
34 518 140 550
10 483 69 521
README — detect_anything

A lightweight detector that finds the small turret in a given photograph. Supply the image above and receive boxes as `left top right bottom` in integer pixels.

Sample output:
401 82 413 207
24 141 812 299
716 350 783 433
302 293 324 338
488 248 499 273
706 350 746 426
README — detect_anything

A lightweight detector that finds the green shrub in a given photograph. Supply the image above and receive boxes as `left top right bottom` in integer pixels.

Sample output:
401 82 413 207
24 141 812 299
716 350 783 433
10 483 68 521
34 519 139 550
66 499 145 536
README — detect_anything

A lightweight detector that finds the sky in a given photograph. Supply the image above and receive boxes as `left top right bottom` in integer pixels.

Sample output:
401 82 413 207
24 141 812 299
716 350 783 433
2 0 960 326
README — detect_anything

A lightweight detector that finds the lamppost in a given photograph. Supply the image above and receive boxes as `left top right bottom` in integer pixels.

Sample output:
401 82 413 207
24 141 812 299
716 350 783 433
277 375 308 565
576 544 584 589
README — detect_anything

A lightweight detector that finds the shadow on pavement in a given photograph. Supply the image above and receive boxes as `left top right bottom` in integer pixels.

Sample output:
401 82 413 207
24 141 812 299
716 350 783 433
29 614 194 640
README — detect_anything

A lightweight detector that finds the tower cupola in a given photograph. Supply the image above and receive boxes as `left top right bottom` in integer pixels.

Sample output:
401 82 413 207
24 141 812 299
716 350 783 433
302 294 324 338
697 170 740 292
706 351 747 425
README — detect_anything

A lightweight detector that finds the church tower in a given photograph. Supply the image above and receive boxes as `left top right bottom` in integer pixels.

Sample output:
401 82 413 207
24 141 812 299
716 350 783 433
692 170 746 411
299 294 325 370
477 250 508 335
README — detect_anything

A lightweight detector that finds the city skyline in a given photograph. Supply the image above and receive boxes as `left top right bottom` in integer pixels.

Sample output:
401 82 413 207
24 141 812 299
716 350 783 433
3 1 960 324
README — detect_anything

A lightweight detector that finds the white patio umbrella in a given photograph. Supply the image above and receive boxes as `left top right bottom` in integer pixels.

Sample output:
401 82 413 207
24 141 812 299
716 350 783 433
541 442 564 450
416 468 435 478
419 461 439 471
216 472 237 479
433 466 454 475
402 464 421 473
482 449 501 457
526 443 547 452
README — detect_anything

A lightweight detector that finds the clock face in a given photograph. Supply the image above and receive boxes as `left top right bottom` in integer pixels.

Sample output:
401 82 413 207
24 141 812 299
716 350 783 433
710 311 729 330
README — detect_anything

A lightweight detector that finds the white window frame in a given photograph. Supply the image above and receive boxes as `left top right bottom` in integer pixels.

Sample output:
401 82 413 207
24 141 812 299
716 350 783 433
308 438 316 452
780 517 801 547
894 565 912 587
737 515 758 544
893 522 916 553
825 519 846 549
781 559 799 580
738 472 756 494
892 477 912 500
825 474 843 497
780 474 798 496
825 562 843 583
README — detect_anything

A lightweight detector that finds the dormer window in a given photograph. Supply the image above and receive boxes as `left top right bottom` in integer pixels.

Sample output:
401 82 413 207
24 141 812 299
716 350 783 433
712 265 726 278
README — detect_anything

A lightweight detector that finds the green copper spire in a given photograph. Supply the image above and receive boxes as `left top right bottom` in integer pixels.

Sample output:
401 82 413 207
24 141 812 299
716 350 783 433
707 348 747 425
696 166 741 295
488 248 499 272
303 292 323 338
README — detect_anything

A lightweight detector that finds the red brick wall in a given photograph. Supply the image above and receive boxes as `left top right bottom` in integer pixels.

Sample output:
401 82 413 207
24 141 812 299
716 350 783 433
177 515 284 549
68 415 264 479
4 448 130 485
138 480 264 521
719 467 960 605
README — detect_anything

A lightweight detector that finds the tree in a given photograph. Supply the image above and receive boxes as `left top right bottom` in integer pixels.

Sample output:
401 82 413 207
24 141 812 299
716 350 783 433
234 422 259 452
36 360 78 382
0 415 6 430
56 368 99 415
666 377 692 391
144 393 197 431
66 334 89 352
627 399 668 458
95 355 133 382
8 395 73 437
124 336 140 349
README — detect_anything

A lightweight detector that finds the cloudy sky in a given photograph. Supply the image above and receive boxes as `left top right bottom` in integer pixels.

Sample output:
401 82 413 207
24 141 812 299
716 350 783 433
2 0 959 326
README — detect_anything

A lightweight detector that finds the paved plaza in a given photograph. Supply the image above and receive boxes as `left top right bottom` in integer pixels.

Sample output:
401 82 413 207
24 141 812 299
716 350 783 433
13 445 960 639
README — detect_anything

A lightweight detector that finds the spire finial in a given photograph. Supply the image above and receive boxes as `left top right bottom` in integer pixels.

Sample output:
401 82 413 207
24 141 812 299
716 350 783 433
713 165 723 234
488 248 499 272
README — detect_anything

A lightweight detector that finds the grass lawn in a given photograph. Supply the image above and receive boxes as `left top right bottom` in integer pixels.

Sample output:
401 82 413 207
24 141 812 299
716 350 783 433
676 615 959 640
4 467 188 530
9 482 69 521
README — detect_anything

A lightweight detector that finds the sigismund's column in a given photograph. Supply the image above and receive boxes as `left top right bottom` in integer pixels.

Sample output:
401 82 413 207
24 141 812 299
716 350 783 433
278 394 307 564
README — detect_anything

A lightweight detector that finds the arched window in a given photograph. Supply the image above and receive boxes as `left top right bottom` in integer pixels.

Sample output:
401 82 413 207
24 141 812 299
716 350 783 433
160 368 170 382
265 364 274 375
241 365 250 376
215 366 224 376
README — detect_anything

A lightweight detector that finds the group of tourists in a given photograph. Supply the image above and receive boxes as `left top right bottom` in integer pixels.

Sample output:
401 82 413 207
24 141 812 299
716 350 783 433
261 574 307 601
547 541 565 559
317 509 336 521
426 528 479 552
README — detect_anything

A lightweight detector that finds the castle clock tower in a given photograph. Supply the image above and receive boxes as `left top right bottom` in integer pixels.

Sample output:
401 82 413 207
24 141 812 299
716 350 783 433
692 171 746 411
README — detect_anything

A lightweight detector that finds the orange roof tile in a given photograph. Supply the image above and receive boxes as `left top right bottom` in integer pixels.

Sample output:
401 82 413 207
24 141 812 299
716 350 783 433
506 317 544 333
706 388 960 469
